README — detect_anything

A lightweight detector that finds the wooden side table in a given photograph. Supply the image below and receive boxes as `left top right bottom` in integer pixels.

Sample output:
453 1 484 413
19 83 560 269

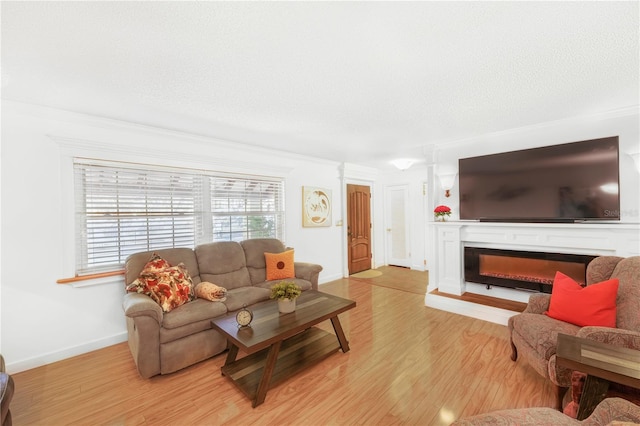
556 333 640 420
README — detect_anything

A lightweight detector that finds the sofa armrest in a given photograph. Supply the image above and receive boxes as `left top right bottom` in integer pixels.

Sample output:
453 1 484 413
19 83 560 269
294 262 323 291
123 293 163 324
122 293 163 378
0 372 14 426
587 397 640 424
523 293 551 314
577 326 640 351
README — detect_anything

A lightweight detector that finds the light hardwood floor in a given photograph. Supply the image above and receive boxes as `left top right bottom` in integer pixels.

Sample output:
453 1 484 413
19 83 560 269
11 267 555 425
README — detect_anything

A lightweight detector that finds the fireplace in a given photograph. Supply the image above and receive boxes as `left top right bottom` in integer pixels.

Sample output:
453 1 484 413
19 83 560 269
464 247 597 294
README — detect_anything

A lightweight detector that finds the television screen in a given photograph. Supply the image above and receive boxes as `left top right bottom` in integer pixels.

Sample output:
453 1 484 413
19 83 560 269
459 136 620 222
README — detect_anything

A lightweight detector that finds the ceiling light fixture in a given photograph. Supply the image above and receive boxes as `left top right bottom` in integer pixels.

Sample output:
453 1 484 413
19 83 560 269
391 159 415 171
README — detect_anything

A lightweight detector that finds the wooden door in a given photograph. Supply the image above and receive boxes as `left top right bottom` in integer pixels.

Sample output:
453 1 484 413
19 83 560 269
347 184 372 274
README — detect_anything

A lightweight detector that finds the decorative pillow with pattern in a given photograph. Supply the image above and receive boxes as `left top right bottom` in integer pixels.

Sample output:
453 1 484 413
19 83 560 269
126 253 194 312
139 253 171 274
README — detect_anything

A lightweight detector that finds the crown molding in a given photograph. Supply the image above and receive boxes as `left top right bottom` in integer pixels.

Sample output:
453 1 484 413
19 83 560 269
48 134 296 178
340 162 379 182
431 105 640 149
4 100 338 172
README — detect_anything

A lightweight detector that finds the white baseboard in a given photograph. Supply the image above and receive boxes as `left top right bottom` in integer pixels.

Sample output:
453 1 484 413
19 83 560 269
424 293 517 326
319 272 344 284
7 332 128 374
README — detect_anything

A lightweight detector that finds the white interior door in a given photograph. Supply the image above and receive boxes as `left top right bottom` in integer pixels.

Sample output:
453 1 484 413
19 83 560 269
385 185 411 267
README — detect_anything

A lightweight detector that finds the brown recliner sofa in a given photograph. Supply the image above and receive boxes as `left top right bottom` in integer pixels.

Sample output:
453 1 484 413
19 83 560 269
508 256 640 406
0 354 14 426
123 238 322 378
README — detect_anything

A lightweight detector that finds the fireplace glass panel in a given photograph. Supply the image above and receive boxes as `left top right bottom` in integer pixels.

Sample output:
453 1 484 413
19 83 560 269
479 255 586 286
464 247 597 293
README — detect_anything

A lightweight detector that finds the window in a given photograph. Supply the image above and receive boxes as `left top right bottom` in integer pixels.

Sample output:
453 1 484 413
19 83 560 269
74 160 285 275
210 176 285 242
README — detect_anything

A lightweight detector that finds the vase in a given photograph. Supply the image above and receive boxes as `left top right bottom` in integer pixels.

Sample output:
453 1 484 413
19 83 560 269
278 298 296 313
436 215 447 222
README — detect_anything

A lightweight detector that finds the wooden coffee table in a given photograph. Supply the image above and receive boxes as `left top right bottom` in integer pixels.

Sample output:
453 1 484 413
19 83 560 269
211 290 356 407
556 333 640 420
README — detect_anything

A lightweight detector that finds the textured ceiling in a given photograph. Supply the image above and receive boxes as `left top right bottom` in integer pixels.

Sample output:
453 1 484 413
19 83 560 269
2 1 638 170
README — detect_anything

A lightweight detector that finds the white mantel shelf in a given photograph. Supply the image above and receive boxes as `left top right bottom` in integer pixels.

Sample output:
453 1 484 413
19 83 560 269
425 221 640 326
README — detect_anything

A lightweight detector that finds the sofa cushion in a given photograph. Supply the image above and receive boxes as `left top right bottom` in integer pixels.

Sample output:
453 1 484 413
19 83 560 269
222 287 271 312
241 238 287 284
265 250 295 280
126 254 195 313
195 241 252 289
546 272 618 327
161 298 228 330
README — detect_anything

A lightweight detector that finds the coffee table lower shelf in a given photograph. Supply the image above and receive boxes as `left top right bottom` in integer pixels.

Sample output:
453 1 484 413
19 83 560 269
221 327 341 404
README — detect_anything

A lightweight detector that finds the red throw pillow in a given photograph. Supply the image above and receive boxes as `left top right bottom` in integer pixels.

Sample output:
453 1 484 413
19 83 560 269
545 271 618 327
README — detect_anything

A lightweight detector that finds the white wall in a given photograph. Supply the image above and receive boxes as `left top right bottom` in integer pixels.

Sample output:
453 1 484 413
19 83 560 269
2 101 637 372
0 101 347 372
432 107 640 223
425 107 640 308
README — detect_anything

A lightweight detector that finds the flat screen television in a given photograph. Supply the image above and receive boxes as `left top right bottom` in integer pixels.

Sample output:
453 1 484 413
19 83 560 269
458 136 620 222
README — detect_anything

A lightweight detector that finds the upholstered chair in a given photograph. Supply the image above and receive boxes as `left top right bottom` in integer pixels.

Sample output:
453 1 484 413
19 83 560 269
508 256 640 407
0 354 14 426
451 397 640 425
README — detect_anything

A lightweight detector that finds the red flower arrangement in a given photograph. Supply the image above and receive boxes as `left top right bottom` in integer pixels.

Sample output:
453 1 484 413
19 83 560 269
434 205 451 220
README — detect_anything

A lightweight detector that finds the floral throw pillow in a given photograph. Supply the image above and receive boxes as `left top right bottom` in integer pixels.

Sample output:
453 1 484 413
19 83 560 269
140 253 171 274
126 253 194 312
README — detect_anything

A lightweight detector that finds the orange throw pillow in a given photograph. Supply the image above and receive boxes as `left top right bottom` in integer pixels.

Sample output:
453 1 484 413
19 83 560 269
265 250 295 281
545 271 618 327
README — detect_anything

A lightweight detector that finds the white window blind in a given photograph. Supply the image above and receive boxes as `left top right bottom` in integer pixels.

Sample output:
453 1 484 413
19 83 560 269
210 176 285 242
73 159 285 276
74 161 204 275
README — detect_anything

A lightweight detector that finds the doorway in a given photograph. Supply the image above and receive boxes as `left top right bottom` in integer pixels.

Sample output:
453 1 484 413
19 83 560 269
385 185 411 268
347 184 372 274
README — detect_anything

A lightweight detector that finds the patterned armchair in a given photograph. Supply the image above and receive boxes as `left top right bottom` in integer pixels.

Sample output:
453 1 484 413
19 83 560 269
508 256 640 407
451 397 640 425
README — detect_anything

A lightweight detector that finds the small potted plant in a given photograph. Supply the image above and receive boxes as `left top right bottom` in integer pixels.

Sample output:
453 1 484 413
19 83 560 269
270 280 302 313
434 205 451 221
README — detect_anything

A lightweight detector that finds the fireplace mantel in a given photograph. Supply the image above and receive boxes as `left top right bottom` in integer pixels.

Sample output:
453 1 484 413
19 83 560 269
426 221 640 325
